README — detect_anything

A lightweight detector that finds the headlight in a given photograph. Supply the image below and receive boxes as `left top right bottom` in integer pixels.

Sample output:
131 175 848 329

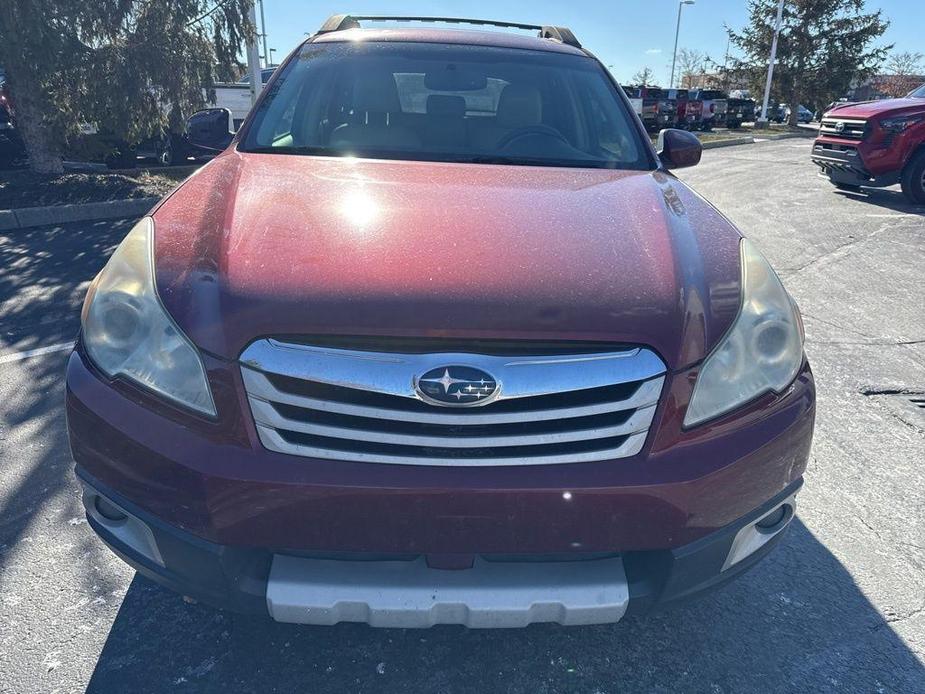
880 115 923 133
684 239 804 427
81 217 216 416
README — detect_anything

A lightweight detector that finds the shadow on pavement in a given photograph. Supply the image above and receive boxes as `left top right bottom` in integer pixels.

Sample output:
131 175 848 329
0 221 131 588
833 187 925 216
0 219 130 352
84 519 925 693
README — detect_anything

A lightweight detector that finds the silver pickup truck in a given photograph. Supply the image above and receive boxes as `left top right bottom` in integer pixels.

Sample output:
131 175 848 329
213 68 277 130
623 86 676 131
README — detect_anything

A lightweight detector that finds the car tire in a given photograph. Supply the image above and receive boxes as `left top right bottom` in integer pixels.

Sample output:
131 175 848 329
105 146 136 170
157 139 174 167
900 149 925 204
168 135 188 166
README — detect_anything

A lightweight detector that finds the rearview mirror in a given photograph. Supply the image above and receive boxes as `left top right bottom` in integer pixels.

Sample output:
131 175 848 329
425 66 488 91
657 128 702 169
185 108 234 152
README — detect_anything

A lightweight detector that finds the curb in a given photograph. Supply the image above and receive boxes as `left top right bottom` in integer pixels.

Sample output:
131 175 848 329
106 164 201 177
754 130 818 141
0 197 159 232
701 136 755 150
698 129 816 151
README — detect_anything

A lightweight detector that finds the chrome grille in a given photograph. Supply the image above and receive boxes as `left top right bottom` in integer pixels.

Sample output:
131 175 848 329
240 339 666 466
819 118 867 140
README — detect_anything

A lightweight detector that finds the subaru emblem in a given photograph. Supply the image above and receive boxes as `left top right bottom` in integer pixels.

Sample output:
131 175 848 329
414 366 500 407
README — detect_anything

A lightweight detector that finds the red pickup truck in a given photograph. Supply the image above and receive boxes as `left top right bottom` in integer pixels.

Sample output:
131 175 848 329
811 83 925 203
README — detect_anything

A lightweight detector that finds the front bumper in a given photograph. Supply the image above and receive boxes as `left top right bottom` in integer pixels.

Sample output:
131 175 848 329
67 344 814 625
79 470 801 627
66 348 814 554
811 139 900 187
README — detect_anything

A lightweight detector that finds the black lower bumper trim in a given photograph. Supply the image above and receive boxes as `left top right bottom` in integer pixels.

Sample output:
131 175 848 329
810 143 899 188
76 467 802 620
623 478 803 615
77 469 271 615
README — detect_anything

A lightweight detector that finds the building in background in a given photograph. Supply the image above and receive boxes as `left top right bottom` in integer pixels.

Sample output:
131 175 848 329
849 74 925 101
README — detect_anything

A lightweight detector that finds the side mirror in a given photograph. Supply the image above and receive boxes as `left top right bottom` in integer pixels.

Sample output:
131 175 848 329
185 108 234 152
657 128 702 169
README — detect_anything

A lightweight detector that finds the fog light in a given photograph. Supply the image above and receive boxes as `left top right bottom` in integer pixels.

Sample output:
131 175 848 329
756 505 788 530
94 495 127 522
722 496 797 571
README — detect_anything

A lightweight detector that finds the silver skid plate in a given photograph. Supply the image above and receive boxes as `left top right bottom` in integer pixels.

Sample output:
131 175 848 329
267 555 629 628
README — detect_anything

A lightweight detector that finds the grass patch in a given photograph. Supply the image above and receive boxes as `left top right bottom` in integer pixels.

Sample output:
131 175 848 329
727 123 816 134
648 130 753 145
0 167 198 210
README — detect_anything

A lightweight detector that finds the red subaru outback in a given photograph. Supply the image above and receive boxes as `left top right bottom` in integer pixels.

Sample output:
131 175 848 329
67 15 815 628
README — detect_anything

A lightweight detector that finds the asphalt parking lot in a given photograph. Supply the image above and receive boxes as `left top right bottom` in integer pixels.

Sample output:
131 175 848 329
1 138 923 693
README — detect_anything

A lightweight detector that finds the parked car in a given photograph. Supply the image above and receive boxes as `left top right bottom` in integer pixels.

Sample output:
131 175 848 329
690 89 727 130
812 82 925 203
98 67 278 169
181 66 280 161
238 67 277 85
725 97 756 129
666 88 702 130
213 67 278 132
623 85 675 131
69 14 815 628
785 105 813 124
0 75 26 167
183 107 235 156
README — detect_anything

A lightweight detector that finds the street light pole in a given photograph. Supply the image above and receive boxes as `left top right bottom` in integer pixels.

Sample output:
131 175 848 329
758 0 785 127
669 1 695 89
258 0 270 68
246 1 263 107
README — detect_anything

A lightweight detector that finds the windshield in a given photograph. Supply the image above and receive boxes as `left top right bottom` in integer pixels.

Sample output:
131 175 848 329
908 83 925 98
240 41 650 169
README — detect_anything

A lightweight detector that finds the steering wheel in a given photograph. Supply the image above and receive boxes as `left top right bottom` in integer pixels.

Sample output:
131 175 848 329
496 124 569 150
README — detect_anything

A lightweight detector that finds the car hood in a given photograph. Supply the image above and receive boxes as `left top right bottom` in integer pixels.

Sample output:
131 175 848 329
827 98 924 119
152 151 743 370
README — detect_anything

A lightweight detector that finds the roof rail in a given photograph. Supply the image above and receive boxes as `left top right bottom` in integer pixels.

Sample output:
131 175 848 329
315 14 582 49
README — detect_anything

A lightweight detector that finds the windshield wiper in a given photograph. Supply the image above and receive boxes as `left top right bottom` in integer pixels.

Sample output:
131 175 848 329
463 155 614 169
241 145 330 156
240 147 625 169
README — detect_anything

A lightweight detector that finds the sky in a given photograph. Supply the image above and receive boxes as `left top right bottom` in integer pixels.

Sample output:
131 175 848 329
259 0 923 84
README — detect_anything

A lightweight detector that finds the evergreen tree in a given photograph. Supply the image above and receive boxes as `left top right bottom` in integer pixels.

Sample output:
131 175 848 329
729 0 889 124
0 1 254 172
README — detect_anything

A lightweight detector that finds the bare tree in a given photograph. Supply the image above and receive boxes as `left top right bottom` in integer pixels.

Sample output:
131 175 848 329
674 48 706 89
880 51 925 97
631 66 657 85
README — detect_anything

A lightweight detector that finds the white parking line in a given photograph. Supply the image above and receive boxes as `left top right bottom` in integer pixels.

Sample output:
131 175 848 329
0 342 74 365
